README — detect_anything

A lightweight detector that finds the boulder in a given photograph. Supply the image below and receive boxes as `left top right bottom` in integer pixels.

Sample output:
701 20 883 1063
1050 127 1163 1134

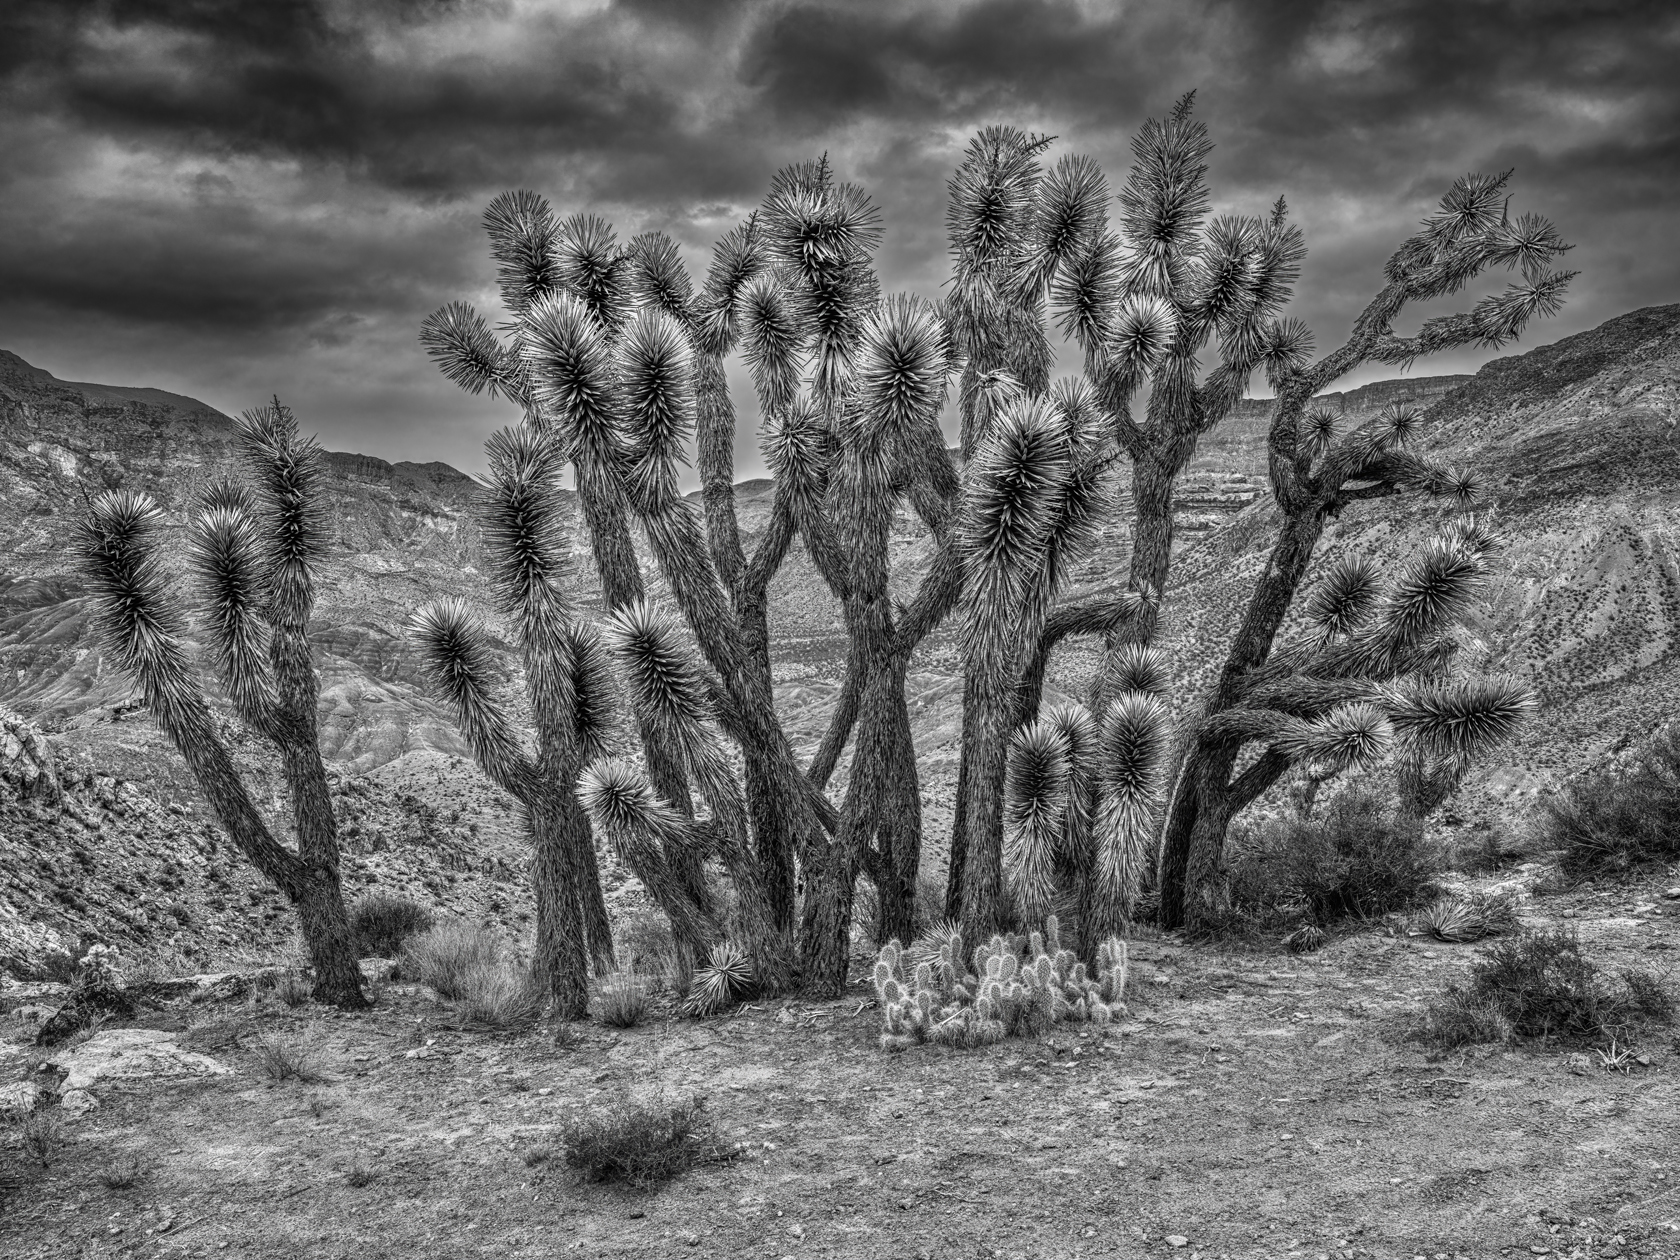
48 1028 231 1092
0 1080 42 1117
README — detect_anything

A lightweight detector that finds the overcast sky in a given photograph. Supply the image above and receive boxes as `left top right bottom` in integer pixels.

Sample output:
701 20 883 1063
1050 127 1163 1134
2 0 1676 479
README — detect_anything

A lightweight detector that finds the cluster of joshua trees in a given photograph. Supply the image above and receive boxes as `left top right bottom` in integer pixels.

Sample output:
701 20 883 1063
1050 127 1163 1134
78 94 1574 1013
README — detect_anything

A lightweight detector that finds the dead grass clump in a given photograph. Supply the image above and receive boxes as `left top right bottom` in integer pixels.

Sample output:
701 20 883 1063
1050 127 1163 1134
1412 988 1515 1049
1622 968 1676 1022
98 1154 144 1190
345 1161 375 1187
1540 726 1680 875
559 1095 737 1187
399 923 501 999
351 893 434 959
596 973 648 1028
523 1144 554 1167
454 962 544 1030
18 1109 62 1166
250 1030 326 1083
274 971 311 1008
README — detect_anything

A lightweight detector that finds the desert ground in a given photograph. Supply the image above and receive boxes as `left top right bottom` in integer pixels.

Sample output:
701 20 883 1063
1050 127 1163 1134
3 865 1676 1260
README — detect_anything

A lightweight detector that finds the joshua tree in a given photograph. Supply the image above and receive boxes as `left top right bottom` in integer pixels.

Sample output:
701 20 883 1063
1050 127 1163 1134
1154 165 1575 930
934 97 1319 945
74 401 367 1008
421 166 966 993
409 427 622 1018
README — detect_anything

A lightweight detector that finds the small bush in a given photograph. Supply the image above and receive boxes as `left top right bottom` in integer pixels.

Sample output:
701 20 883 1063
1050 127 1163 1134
454 962 544 1030
1471 929 1627 1041
274 972 311 1008
351 894 434 959
596 973 648 1028
98 1154 144 1190
345 1161 375 1188
19 1110 61 1166
1541 727 1680 874
250 1031 325 1083
399 923 501 999
560 1095 736 1187
1622 968 1676 1022
1414 988 1515 1049
1226 789 1441 927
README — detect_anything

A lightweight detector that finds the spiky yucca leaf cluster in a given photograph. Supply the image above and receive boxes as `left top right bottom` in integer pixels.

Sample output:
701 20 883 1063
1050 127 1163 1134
871 916 1127 1052
682 942 755 1017
1414 889 1521 943
1003 648 1172 951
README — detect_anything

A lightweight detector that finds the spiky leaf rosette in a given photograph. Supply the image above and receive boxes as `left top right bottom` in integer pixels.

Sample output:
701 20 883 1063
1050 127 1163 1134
481 426 574 723
1382 674 1537 769
1274 702 1393 776
556 213 631 334
76 491 201 730
625 231 694 325
1304 556 1383 641
410 599 528 792
1354 537 1488 670
946 125 1049 284
738 272 806 417
1115 95 1213 299
1188 214 1261 339
694 216 766 355
236 399 324 631
563 622 619 764
1441 515 1501 562
420 301 518 401
603 600 745 837
1301 405 1339 460
1004 721 1071 925
852 293 948 442
1013 153 1109 300
1050 230 1121 355
576 757 698 873
1091 693 1170 928
684 941 755 1017
959 397 1070 671
1260 317 1315 390
1104 295 1177 386
188 503 277 725
760 397 830 511
1104 643 1172 699
618 307 696 507
1042 700 1098 853
520 291 623 475
483 189 560 317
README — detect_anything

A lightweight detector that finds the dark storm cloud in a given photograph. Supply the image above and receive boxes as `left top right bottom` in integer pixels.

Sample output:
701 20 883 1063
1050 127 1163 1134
0 0 1675 472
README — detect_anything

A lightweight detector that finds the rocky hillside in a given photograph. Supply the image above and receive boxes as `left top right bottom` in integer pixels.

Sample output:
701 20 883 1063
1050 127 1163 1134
1147 304 1680 815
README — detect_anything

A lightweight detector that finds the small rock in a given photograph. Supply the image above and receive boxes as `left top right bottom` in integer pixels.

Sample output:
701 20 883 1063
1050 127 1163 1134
1663 887 1680 900
0 1080 41 1117
627 1208 645 1219
1165 1236 1189 1248
787 1223 804 1238
59 1089 98 1117
1565 1053 1593 1076
403 1047 433 1059
358 957 399 983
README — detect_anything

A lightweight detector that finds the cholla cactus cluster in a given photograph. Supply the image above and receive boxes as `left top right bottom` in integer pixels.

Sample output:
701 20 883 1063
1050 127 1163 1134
872 916 1126 1052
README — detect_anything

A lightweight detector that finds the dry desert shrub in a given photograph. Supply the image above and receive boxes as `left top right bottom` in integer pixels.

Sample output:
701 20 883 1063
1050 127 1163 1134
399 923 501 999
351 893 434 959
454 961 545 1031
249 1029 326 1083
595 972 648 1028
560 1094 737 1187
